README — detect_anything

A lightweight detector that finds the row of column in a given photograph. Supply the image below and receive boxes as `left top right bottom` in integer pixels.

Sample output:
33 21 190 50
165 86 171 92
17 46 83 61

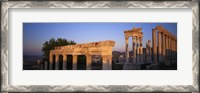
152 29 177 64
48 54 112 70
125 36 143 64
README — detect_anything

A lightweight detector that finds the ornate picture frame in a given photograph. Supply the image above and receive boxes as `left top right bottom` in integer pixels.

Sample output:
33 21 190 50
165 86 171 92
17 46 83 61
1 1 199 93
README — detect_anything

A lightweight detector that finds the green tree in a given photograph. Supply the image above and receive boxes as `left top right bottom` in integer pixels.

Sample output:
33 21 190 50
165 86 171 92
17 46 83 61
41 38 76 61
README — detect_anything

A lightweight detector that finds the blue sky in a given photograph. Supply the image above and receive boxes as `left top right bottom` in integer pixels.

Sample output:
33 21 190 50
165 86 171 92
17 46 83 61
23 23 177 56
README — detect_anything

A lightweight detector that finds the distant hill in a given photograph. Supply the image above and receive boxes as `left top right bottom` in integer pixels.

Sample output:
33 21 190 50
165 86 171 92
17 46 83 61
112 51 134 58
23 55 43 63
112 50 135 62
112 51 122 57
23 55 43 70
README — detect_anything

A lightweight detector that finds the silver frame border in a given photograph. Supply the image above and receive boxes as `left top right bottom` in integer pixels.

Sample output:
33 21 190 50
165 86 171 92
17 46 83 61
1 1 199 92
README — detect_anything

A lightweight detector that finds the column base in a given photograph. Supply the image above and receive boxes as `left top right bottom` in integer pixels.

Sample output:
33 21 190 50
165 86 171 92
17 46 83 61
87 67 91 70
49 63 52 70
63 62 67 70
102 62 111 70
73 63 77 70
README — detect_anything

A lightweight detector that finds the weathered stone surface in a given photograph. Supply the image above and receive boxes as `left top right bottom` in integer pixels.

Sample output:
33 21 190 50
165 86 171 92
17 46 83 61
47 26 176 70
63 55 67 70
152 28 157 64
158 31 162 62
123 27 143 70
152 26 177 65
123 26 177 70
124 27 143 38
49 40 115 70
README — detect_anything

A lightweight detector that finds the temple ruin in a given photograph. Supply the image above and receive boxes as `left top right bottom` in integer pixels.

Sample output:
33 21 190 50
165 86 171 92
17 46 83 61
123 26 177 70
49 40 115 70
36 25 177 70
124 27 144 64
152 26 177 65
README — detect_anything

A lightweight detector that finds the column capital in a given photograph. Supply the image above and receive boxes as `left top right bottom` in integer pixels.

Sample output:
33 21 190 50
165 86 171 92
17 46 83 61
49 53 53 56
152 28 157 31
135 36 138 40
125 36 129 40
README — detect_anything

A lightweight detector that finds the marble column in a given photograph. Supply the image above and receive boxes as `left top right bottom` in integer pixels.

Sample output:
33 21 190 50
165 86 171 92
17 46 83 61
102 55 112 70
132 36 136 64
146 42 149 63
140 37 143 64
136 37 140 63
55 54 59 70
63 54 67 70
165 35 169 63
72 55 77 70
168 37 172 64
148 40 152 63
175 40 177 52
49 54 53 70
173 40 174 52
158 31 162 62
174 39 176 52
172 38 174 63
125 36 129 63
86 55 92 70
152 29 157 64
162 33 166 62
171 39 174 52
172 39 175 54
174 39 176 51
108 56 112 70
